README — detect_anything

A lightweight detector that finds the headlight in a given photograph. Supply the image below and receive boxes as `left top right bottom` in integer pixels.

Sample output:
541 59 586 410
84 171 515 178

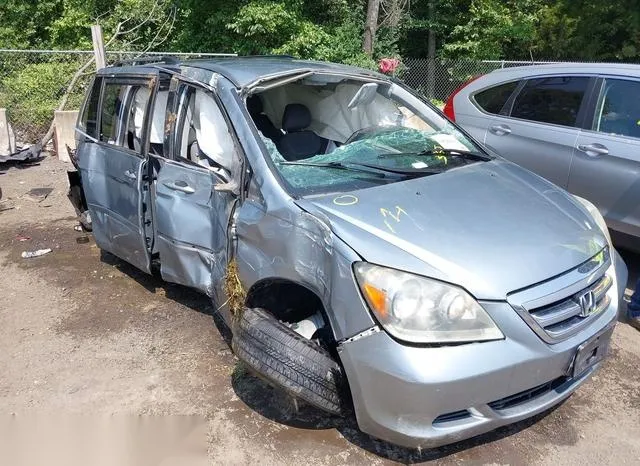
354 263 504 344
573 196 611 245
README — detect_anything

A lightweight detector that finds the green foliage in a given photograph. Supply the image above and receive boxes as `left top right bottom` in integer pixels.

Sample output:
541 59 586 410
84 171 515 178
442 0 542 60
0 1 63 49
274 22 333 58
47 0 94 49
0 61 88 141
533 0 640 61
227 1 302 54
224 0 377 67
430 98 445 109
168 1 239 53
0 0 639 62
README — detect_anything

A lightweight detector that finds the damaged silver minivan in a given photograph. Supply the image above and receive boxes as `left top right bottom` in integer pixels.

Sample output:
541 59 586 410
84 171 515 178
69 56 628 449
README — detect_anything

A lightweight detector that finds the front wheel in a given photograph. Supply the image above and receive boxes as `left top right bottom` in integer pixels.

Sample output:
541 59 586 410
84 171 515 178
232 307 348 416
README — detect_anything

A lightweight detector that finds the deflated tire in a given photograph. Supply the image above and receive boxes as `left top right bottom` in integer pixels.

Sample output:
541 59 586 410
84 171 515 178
232 307 348 416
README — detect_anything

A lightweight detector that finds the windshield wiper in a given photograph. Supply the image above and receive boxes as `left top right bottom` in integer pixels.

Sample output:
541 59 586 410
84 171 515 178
279 160 437 177
379 147 492 161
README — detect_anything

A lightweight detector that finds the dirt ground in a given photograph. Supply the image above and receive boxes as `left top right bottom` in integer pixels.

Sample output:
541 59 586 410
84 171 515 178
1 155 639 465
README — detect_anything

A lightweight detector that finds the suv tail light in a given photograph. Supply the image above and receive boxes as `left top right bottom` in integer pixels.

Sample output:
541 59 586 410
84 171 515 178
443 75 481 122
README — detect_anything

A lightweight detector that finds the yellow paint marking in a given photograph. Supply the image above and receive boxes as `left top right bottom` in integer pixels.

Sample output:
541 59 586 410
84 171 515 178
333 195 359 206
380 206 408 233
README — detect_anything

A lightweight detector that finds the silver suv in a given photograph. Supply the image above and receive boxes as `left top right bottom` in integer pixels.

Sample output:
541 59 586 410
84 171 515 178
68 57 628 449
445 63 640 250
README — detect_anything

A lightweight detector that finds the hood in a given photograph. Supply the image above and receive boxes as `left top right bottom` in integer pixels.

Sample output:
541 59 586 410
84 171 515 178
296 160 607 300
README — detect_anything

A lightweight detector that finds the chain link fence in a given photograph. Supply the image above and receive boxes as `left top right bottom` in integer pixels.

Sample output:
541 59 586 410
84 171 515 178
0 49 559 146
402 58 560 105
0 50 233 145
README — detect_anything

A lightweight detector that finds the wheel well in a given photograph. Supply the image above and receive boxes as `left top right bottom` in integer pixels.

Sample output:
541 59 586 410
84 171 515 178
244 279 349 399
245 279 325 325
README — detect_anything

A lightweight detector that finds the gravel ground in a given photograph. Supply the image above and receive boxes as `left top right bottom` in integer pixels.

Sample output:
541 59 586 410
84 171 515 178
0 156 639 465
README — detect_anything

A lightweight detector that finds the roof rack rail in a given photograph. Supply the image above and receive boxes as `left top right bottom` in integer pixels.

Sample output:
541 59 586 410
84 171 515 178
240 54 296 59
111 55 180 68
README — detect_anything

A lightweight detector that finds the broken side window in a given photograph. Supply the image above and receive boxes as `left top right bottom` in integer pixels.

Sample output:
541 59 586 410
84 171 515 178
78 76 102 139
99 83 150 153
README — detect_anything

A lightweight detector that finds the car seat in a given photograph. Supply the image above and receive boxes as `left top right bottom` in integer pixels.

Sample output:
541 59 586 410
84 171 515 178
277 103 328 161
247 95 282 143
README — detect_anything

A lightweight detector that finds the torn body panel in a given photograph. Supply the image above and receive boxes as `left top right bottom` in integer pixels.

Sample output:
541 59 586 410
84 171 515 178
233 201 331 292
233 195 375 341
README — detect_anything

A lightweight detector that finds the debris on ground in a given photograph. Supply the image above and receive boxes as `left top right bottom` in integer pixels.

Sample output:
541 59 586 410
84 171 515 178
75 236 90 244
24 187 53 203
78 211 92 231
0 143 43 164
74 225 83 232
16 235 31 242
21 248 52 258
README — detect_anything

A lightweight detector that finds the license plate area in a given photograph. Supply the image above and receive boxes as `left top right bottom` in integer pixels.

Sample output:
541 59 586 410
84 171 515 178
571 324 614 378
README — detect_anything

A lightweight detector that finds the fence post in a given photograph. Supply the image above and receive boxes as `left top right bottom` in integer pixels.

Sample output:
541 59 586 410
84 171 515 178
91 25 106 70
427 0 436 100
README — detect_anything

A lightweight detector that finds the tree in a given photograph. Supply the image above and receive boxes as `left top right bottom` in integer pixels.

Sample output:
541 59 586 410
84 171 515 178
363 0 381 55
47 0 177 51
223 0 378 66
38 1 178 146
534 0 640 61
442 0 542 60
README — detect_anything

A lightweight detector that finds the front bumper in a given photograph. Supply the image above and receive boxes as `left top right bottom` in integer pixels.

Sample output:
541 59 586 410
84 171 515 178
338 250 628 449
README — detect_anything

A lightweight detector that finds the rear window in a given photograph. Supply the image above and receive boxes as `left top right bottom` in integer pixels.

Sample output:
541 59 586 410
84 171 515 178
474 81 518 115
510 76 589 127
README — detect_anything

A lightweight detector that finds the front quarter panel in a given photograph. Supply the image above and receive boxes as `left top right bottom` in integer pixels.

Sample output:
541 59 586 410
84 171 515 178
234 197 375 341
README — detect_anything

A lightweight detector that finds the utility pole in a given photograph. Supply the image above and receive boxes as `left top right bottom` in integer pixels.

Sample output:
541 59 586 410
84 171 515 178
363 0 381 56
91 24 106 70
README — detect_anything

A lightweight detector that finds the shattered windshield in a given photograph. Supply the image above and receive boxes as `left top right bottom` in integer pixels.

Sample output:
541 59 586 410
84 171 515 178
251 77 489 195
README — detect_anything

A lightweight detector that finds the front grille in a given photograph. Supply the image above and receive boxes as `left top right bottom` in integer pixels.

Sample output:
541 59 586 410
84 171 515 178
528 273 612 341
507 248 614 344
489 377 567 412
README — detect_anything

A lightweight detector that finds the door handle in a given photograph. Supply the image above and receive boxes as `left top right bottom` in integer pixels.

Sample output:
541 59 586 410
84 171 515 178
489 124 512 135
124 170 137 180
163 180 195 194
577 143 609 157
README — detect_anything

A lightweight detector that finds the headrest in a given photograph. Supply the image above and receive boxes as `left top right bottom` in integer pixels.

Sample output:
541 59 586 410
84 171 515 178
246 94 263 115
282 103 311 132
